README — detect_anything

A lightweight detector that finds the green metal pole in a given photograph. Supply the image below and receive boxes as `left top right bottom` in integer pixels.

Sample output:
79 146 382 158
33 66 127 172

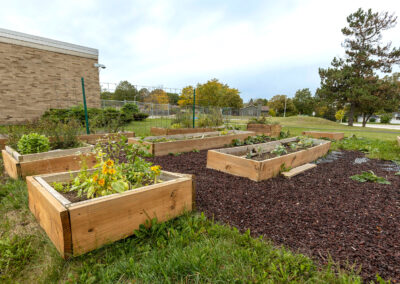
192 88 196 128
81 77 90 134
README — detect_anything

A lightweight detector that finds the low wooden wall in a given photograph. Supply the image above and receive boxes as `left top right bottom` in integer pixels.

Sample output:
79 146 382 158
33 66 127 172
0 132 135 150
2 145 96 179
129 131 255 156
150 127 216 136
247 124 281 137
27 170 194 258
302 131 344 140
207 137 331 181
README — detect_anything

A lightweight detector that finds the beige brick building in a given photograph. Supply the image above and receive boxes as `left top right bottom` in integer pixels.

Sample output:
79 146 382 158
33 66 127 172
0 28 101 124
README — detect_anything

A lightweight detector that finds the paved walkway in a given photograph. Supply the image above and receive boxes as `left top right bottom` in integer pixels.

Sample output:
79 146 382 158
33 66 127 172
348 123 400 131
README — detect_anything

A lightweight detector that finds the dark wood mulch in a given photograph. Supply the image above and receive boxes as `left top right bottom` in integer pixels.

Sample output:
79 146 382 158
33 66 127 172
150 150 400 282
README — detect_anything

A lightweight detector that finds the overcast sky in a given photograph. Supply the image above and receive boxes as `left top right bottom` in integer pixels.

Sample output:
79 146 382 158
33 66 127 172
1 0 400 102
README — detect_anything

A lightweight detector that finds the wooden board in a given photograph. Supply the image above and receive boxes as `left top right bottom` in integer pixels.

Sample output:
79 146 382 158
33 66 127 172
1 150 20 179
247 124 281 137
0 135 7 150
129 131 255 156
281 163 317 179
77 132 135 144
302 131 344 140
150 127 216 136
207 138 330 181
27 176 72 258
19 152 97 179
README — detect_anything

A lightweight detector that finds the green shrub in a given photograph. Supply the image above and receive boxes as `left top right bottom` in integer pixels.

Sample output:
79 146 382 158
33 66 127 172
133 112 149 121
121 103 139 122
369 117 376 123
42 119 81 149
172 111 192 128
17 133 50 154
380 113 392 124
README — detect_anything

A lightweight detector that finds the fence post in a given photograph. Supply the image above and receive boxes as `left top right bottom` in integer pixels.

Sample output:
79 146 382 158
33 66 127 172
192 88 196 128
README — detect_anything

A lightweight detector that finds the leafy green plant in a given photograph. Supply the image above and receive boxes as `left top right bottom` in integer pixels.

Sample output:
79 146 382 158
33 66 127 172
279 130 290 138
121 103 139 122
248 115 274 125
380 113 392 124
230 135 272 147
42 119 82 149
17 133 50 154
271 145 288 156
350 170 391 185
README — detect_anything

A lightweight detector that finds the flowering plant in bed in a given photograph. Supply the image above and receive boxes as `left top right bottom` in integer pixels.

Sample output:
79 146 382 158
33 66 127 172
52 137 162 199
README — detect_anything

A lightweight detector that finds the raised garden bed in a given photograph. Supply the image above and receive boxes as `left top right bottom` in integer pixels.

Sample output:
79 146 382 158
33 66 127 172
2 144 96 179
129 130 255 156
207 137 331 181
150 127 218 136
247 123 281 137
0 131 135 149
302 131 344 140
26 169 194 258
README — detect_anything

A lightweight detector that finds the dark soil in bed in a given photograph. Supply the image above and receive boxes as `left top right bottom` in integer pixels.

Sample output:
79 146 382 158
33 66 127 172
149 150 400 282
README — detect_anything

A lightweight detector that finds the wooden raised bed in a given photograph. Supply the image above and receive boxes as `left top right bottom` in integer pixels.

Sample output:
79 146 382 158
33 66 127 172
26 170 194 258
247 124 281 137
2 144 96 179
302 131 344 140
0 132 135 149
207 137 331 181
129 130 255 156
150 127 217 136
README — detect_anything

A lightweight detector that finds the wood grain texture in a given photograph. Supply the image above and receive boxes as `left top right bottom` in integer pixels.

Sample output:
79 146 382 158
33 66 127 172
282 163 317 179
27 176 72 258
1 149 20 179
19 153 97 179
0 135 7 150
302 131 344 140
77 132 135 144
247 124 281 137
68 177 193 256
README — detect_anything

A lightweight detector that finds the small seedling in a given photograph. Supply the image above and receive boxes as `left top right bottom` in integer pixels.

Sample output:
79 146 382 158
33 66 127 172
350 170 391 185
271 145 287 156
192 149 200 153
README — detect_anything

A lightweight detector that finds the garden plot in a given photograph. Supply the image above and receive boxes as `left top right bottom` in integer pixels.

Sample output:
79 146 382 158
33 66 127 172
27 169 194 259
2 144 96 179
302 131 344 140
129 130 254 156
150 149 400 282
207 137 331 181
247 123 281 137
150 127 217 136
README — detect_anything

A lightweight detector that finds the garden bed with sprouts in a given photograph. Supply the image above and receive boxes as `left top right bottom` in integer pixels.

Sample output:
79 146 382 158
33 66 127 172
150 127 219 136
26 142 194 259
129 130 254 156
207 137 331 181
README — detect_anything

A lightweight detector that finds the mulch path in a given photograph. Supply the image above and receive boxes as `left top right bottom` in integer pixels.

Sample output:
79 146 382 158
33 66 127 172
150 150 400 282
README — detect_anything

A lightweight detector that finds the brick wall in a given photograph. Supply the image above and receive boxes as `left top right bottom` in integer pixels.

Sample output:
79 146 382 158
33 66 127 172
0 42 100 124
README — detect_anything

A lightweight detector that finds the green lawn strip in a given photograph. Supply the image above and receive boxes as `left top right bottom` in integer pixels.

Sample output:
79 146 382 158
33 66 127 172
0 173 361 282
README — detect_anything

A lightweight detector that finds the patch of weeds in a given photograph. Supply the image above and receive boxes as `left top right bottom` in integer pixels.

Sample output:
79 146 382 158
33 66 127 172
192 149 200 153
279 163 292 173
350 170 391 185
0 235 35 280
169 152 182 156
332 136 400 161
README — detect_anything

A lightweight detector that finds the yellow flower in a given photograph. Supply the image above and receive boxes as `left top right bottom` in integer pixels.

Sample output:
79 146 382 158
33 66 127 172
108 168 116 175
98 178 105 186
106 159 114 167
102 167 108 174
151 165 161 174
93 174 98 182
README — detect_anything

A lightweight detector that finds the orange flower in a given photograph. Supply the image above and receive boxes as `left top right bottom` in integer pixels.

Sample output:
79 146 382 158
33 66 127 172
108 168 116 175
102 166 108 174
98 178 105 186
93 174 98 182
106 159 114 167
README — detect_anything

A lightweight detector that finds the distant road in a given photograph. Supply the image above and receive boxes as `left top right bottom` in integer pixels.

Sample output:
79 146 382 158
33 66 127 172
348 123 400 131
